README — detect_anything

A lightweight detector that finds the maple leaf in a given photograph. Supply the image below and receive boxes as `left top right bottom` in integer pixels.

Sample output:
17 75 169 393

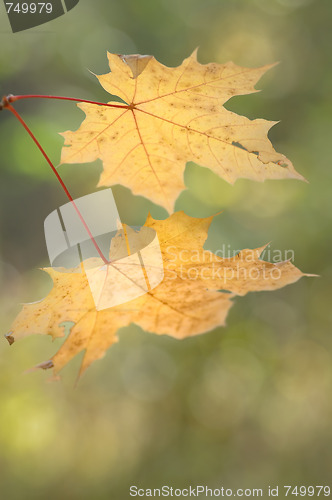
60 50 304 212
7 212 307 378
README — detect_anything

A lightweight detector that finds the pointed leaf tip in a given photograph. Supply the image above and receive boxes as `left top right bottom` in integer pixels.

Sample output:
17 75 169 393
34 360 54 371
5 333 14 345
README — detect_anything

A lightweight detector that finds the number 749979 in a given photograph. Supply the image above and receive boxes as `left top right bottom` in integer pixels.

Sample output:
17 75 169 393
284 485 330 496
5 3 53 14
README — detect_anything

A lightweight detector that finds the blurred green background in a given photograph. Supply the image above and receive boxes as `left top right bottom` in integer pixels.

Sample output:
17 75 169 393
0 0 331 498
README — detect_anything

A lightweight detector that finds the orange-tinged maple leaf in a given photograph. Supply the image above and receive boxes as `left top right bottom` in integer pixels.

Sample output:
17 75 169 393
7 212 307 378
60 50 305 212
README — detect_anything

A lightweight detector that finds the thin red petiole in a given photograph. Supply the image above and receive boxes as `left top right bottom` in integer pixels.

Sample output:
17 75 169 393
4 100 109 265
8 94 130 109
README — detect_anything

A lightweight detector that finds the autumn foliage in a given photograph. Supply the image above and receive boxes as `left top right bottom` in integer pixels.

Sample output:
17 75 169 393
3 51 308 378
61 51 304 212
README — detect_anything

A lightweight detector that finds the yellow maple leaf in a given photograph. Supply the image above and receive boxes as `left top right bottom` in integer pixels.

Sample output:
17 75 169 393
7 212 307 378
60 51 304 212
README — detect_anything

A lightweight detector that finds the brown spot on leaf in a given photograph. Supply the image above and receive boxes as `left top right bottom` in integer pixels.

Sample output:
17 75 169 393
5 333 14 345
37 360 54 371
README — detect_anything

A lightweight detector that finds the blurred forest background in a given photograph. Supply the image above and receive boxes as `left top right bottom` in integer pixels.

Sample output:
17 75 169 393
0 0 331 498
